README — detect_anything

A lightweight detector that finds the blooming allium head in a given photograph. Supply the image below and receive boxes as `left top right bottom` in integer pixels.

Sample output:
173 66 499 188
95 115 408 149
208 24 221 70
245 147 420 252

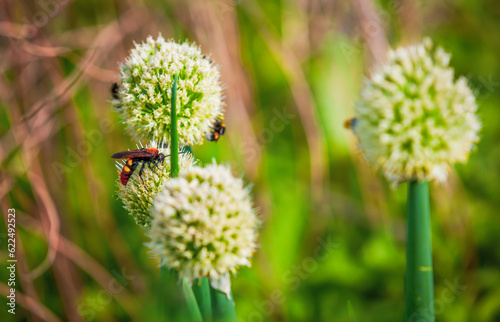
116 142 195 229
115 34 224 146
148 163 259 288
353 38 480 183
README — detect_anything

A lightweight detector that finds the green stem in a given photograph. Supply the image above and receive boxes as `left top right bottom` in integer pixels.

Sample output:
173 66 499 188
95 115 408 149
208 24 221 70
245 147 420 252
182 278 203 322
210 285 237 322
159 264 181 320
170 74 179 178
158 75 189 321
192 278 212 322
405 180 434 321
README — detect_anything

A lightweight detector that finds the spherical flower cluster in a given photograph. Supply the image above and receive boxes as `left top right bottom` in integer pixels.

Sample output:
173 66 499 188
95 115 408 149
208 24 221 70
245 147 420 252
148 163 259 287
116 142 195 229
353 38 480 183
115 34 224 146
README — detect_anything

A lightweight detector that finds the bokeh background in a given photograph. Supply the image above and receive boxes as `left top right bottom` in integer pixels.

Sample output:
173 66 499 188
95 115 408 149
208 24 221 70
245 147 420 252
1 0 500 321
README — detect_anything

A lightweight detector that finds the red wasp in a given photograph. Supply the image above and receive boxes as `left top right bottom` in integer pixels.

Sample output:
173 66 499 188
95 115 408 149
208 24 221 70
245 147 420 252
206 120 226 142
111 148 167 186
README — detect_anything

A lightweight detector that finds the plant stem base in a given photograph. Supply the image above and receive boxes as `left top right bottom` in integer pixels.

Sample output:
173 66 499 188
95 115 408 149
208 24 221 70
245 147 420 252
405 181 434 321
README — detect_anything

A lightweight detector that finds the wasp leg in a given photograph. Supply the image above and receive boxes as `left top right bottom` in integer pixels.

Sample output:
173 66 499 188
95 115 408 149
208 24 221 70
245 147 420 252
149 160 160 175
138 162 149 191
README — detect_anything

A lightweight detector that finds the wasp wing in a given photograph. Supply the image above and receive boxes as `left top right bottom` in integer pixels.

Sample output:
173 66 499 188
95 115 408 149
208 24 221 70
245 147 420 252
111 148 157 159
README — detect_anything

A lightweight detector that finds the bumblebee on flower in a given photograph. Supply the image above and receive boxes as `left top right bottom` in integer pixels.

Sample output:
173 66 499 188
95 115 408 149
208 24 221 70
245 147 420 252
114 34 225 146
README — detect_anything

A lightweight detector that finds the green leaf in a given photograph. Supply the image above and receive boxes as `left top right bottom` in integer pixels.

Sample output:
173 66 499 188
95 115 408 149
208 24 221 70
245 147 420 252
192 278 212 322
210 285 237 322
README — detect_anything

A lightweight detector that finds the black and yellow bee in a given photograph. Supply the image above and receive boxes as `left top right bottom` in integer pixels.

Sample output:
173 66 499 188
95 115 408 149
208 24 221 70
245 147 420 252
343 117 357 130
206 120 226 142
111 82 122 109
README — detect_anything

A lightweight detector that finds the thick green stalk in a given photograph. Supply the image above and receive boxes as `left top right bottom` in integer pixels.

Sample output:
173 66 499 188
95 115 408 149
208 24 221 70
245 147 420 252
182 279 203 322
170 75 179 178
192 278 212 322
405 181 434 321
159 264 181 320
210 285 237 322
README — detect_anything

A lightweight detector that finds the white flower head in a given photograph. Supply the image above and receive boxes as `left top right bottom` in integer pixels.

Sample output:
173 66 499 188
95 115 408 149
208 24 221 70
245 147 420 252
353 38 481 184
116 141 196 229
148 162 259 289
115 34 224 146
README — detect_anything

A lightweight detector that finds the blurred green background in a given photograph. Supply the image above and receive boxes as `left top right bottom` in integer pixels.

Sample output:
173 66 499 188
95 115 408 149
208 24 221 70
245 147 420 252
1 0 500 321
